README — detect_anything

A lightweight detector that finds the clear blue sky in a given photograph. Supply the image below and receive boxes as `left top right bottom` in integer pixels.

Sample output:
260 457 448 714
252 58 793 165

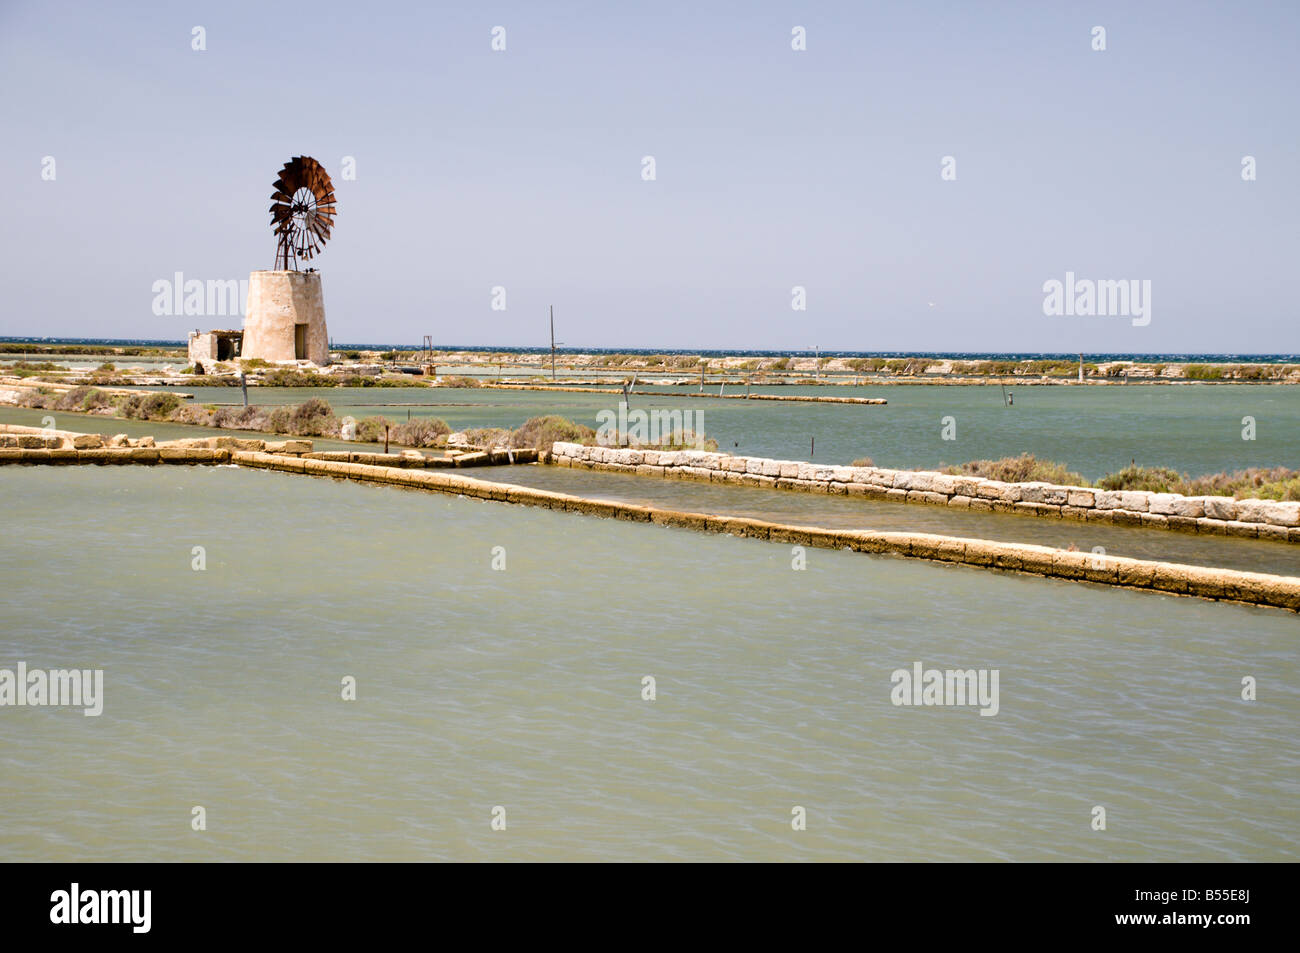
2 0 1296 351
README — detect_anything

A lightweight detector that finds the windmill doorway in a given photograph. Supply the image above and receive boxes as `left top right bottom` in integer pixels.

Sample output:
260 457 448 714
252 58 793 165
294 324 307 360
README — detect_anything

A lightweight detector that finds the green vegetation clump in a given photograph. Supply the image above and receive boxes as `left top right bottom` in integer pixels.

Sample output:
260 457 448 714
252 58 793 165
390 417 451 447
941 454 1087 486
460 427 512 448
2 360 62 378
261 368 334 387
851 457 874 467
508 415 597 452
936 455 1300 501
1182 468 1300 501
352 416 392 443
119 391 182 420
1095 465 1183 493
267 397 335 436
338 374 423 387
438 376 481 388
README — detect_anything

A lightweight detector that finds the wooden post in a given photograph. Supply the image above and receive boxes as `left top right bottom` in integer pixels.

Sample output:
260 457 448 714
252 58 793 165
810 436 814 457
240 372 248 407
384 425 389 454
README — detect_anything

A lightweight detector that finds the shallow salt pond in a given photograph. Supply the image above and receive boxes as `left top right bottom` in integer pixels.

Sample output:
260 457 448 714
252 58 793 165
483 464 1300 576
1 465 1296 861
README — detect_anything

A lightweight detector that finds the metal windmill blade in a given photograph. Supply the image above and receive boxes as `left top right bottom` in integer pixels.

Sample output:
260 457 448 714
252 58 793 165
268 156 337 271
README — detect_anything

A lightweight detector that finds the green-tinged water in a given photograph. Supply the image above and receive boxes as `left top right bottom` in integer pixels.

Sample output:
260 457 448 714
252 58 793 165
483 465 1300 576
167 383 1300 479
1 466 1296 861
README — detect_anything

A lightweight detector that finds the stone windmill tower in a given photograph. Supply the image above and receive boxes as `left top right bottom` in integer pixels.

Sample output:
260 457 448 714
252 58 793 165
241 156 337 365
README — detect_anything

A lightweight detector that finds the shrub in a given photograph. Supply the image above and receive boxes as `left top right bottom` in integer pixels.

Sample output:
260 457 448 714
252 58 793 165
262 368 333 387
940 454 1086 486
53 386 96 412
353 416 393 443
284 397 337 436
213 405 270 431
649 429 718 451
460 427 512 449
120 391 181 420
851 457 874 467
390 417 451 447
80 388 114 412
509 415 597 452
1095 465 1183 493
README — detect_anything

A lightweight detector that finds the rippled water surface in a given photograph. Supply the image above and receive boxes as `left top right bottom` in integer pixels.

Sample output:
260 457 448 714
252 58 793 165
1 466 1297 861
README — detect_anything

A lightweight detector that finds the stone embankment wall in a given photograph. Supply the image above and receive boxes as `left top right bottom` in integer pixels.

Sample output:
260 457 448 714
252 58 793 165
549 443 1300 544
0 424 536 469
479 382 886 404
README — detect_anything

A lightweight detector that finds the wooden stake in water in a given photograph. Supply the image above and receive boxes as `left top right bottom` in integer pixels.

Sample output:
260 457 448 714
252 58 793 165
811 436 815 457
384 425 389 454
240 372 248 407
621 378 632 447
549 306 558 381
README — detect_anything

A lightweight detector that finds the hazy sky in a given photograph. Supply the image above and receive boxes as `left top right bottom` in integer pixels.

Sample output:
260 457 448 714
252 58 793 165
2 1 1296 351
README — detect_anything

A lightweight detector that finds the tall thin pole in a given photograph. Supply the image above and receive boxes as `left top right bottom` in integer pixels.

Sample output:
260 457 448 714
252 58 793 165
550 306 556 381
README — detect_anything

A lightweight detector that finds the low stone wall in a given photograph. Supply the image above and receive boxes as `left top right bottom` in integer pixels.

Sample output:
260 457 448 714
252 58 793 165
0 424 309 455
303 448 537 468
0 446 229 465
229 451 1300 611
0 424 535 469
481 382 886 404
549 443 1300 544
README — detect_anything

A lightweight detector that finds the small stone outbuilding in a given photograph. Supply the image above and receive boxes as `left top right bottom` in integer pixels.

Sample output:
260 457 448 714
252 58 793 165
187 329 243 374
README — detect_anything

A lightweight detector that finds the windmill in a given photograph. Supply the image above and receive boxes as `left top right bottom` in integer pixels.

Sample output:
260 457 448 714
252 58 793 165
239 156 337 365
269 156 337 271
